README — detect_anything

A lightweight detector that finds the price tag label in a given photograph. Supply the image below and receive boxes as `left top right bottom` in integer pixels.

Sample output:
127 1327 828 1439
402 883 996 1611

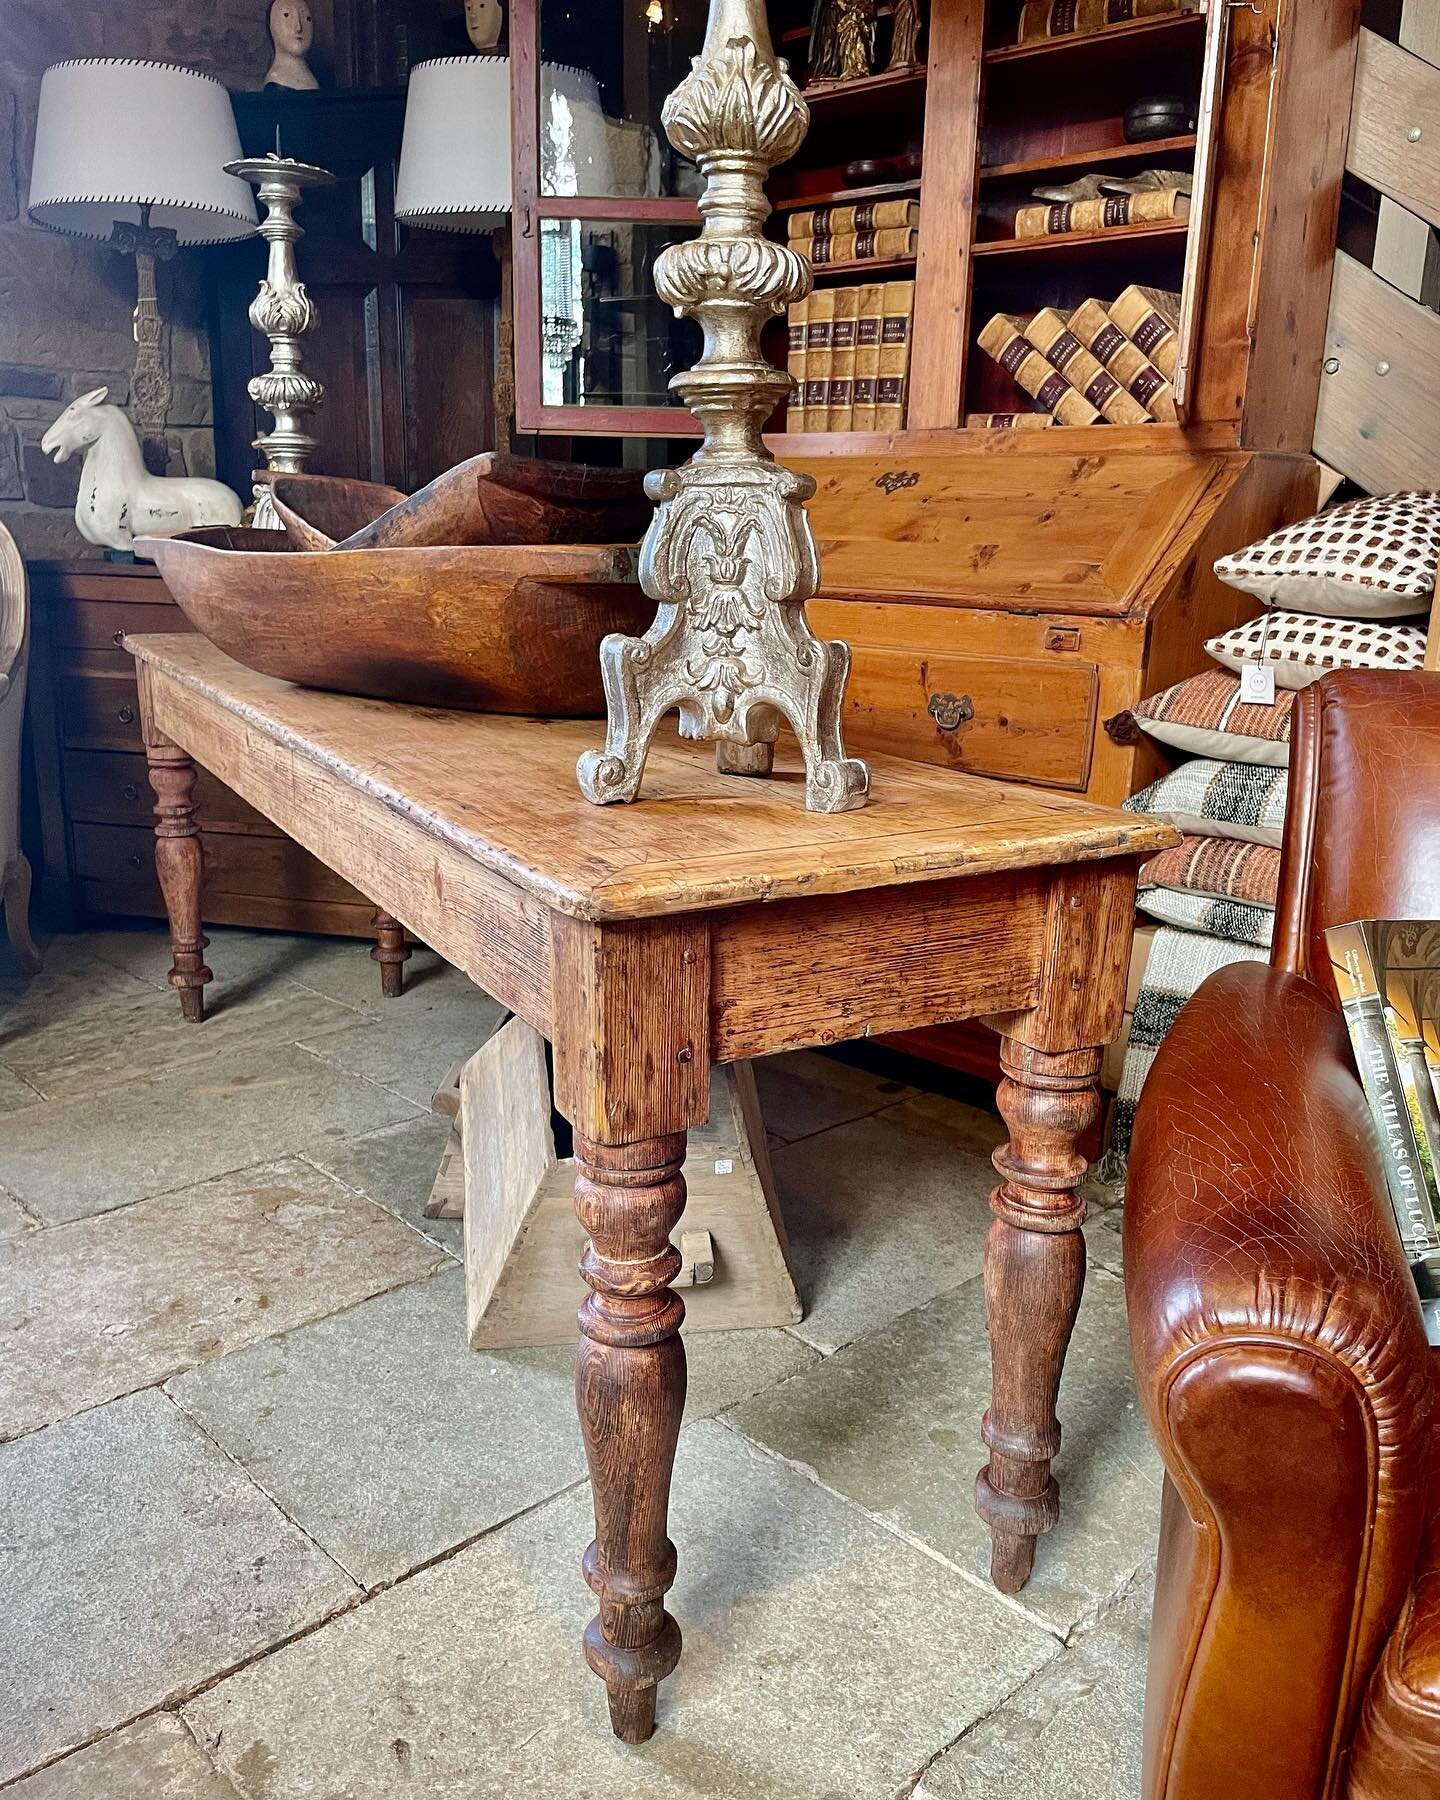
1239 662 1275 705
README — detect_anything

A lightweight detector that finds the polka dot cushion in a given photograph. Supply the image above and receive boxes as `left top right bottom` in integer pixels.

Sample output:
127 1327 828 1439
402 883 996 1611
1214 492 1440 619
1206 609 1428 690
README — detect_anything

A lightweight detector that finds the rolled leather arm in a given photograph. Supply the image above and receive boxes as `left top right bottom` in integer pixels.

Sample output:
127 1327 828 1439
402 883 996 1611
1124 962 1435 1800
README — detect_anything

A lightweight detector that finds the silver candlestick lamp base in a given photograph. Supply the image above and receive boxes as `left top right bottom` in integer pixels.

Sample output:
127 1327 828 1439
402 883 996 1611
224 154 334 522
576 0 869 814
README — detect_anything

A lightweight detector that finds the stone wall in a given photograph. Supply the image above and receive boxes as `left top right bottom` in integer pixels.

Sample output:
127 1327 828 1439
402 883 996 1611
0 0 275 558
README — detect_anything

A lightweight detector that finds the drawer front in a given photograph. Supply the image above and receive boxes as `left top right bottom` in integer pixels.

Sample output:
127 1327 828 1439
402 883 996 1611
70 823 368 907
842 646 1098 790
58 662 143 751
63 751 281 835
50 597 191 652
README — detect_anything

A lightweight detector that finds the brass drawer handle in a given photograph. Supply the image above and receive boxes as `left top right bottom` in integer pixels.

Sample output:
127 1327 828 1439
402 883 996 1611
927 692 974 731
112 628 126 646
117 703 135 725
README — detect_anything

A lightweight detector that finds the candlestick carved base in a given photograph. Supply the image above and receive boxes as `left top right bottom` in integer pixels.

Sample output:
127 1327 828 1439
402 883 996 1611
578 0 870 815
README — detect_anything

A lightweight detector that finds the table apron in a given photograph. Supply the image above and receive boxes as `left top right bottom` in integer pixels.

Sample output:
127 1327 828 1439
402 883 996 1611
707 870 1046 1060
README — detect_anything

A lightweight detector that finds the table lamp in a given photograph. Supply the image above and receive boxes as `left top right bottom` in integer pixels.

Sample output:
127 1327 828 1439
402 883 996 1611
28 59 257 474
394 55 610 451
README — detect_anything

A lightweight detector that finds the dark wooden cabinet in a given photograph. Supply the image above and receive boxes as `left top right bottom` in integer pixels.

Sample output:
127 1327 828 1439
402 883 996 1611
207 88 502 499
27 562 373 934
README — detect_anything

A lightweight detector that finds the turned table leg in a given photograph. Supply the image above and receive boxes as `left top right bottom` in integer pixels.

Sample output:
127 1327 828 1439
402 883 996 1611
573 1131 688 1743
370 909 410 998
146 737 211 1023
976 1039 1099 1593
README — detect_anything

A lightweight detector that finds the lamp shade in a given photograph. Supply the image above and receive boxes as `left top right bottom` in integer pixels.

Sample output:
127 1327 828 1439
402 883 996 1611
395 56 615 232
395 56 512 232
28 59 256 245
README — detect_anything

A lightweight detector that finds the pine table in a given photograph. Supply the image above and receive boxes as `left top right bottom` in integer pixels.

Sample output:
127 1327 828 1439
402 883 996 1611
127 632 1176 1741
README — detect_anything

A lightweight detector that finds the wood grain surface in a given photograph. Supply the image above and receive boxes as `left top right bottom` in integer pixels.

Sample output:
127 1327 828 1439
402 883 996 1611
127 635 1174 924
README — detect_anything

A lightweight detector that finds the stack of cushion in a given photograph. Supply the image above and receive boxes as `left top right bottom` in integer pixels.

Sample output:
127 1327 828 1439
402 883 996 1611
1104 491 1438 1167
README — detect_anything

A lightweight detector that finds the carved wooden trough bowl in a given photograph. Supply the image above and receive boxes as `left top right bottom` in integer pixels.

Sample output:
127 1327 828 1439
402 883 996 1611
268 454 652 553
139 528 650 717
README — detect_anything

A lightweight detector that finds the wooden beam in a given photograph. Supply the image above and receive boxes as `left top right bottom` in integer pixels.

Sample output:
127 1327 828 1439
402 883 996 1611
1400 0 1440 70
1373 197 1440 307
1314 250 1440 491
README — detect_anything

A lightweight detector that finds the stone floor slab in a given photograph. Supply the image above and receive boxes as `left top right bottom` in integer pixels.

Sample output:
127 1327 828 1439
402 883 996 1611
753 1049 915 1144
726 1266 1161 1634
185 1420 1060 1800
915 1575 1152 1799
85 923 407 1013
0 1183 37 1238
1 1389 357 1784
0 1041 421 1223
0 1059 44 1114
4 1714 242 1799
770 1107 995 1354
296 974 506 1106
0 979 363 1102
310 1112 462 1255
2 1157 444 1442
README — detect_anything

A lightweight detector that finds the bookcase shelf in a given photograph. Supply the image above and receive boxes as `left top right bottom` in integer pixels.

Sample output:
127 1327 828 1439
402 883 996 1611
772 177 922 213
802 64 928 116
972 218 1191 258
980 134 1198 183
806 253 919 279
984 9 1207 68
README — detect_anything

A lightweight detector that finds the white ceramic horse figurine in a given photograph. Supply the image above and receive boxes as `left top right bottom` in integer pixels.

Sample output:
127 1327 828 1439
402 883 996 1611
40 388 243 553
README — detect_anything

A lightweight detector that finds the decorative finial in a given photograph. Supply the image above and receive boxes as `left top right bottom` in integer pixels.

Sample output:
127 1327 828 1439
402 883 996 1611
577 0 869 813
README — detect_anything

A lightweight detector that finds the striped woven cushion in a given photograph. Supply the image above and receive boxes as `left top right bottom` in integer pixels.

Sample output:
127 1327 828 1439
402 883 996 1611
1129 670 1293 767
1139 835 1281 906
1126 757 1287 847
1105 926 1268 1168
1137 885 1275 947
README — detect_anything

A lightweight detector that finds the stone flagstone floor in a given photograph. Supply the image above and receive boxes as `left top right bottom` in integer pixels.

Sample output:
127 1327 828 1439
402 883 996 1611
0 923 1158 1799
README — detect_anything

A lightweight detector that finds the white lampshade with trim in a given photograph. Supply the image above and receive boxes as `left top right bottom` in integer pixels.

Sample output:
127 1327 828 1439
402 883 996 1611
395 55 513 232
395 55 615 232
28 59 257 244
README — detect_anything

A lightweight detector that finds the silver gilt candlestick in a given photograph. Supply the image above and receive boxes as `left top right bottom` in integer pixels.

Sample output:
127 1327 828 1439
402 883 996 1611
224 153 334 521
577 0 870 814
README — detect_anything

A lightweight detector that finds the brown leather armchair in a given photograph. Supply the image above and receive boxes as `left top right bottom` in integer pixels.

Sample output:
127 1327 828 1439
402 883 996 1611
1124 668 1440 1800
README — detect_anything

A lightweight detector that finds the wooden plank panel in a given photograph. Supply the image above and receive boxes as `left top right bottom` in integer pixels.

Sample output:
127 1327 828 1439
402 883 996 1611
708 872 1046 1061
1373 196 1440 305
1314 250 1440 491
1401 0 1440 69
1348 28 1440 230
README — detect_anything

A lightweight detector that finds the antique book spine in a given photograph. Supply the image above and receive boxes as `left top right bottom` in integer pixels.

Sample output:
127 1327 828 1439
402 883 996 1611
977 312 1104 426
1109 283 1182 379
787 294 810 429
851 280 884 431
1068 296 1177 421
1016 0 1189 40
828 286 859 431
875 280 915 431
1024 306 1151 425
801 286 836 431
788 198 920 241
964 412 1056 428
1014 189 1190 239
799 227 919 265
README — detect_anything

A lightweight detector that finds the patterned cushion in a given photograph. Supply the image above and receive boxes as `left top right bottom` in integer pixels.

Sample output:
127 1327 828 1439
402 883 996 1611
1207 610 1428 690
1128 670 1293 767
1105 926 1268 1168
1126 757 1287 846
1215 492 1440 619
1137 885 1275 947
1140 835 1282 906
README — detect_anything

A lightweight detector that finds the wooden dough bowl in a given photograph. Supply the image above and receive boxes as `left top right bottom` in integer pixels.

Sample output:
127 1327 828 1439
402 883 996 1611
140 528 650 717
268 454 652 553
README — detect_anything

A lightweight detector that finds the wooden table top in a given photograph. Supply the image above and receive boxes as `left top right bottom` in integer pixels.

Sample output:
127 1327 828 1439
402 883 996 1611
129 634 1175 923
